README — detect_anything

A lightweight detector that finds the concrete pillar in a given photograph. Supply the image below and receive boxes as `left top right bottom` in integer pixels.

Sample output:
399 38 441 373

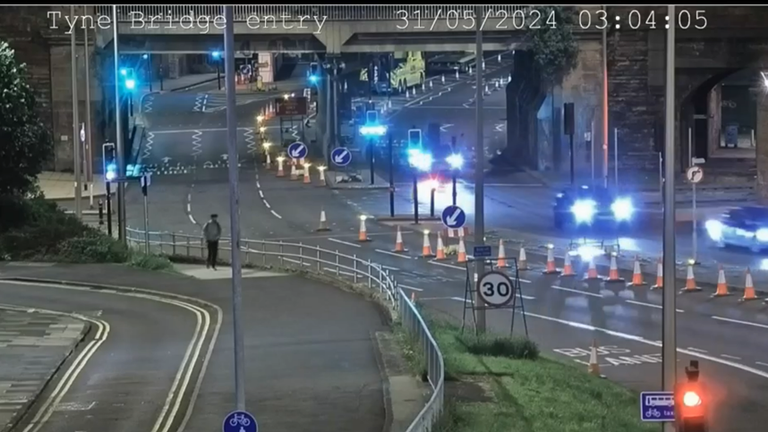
708 84 722 157
756 91 768 203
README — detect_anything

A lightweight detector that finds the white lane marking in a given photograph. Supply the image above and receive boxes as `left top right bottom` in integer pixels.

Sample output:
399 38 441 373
450 293 535 301
523 310 768 380
428 261 465 271
328 238 361 248
255 181 261 188
721 354 742 360
375 249 412 260
382 265 400 271
258 190 264 199
263 201 271 209
186 203 191 212
201 94 208 112
270 210 282 219
399 284 423 292
712 315 768 329
552 285 602 298
519 278 531 283
687 347 708 353
151 127 272 134
188 214 197 224
626 299 685 313
756 361 768 367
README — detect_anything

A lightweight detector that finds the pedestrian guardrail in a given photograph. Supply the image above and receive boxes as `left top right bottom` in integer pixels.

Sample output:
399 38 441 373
125 227 444 432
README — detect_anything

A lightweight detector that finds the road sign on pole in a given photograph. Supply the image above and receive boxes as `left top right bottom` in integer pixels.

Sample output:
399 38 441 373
441 205 466 229
287 142 308 160
640 391 675 422
223 410 258 432
686 166 703 184
331 147 352 166
473 245 492 258
477 271 514 307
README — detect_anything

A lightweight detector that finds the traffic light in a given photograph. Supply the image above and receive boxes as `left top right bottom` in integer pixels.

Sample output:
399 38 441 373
366 110 378 125
120 67 136 91
675 360 707 432
102 143 117 182
211 50 221 60
408 129 422 148
308 62 319 83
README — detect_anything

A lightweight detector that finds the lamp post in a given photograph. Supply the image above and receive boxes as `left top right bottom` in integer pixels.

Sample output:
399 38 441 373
359 115 387 185
407 149 434 224
446 153 463 206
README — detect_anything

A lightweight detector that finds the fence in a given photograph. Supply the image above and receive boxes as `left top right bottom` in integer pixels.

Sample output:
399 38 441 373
126 227 444 432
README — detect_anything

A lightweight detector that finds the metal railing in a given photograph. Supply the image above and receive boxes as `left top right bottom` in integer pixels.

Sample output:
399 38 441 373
126 227 444 432
95 5 528 22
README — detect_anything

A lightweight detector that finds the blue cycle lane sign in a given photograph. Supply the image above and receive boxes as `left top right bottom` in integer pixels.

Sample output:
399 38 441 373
441 205 466 229
331 147 352 167
287 142 308 160
640 391 675 422
223 410 258 432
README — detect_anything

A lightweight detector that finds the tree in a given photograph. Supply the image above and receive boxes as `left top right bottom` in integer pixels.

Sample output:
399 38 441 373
526 6 580 89
0 41 52 197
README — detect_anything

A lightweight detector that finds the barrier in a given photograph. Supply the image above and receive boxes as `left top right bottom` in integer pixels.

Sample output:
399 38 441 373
126 227 444 432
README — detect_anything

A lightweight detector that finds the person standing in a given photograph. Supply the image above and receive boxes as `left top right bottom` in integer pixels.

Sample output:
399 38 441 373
203 214 222 270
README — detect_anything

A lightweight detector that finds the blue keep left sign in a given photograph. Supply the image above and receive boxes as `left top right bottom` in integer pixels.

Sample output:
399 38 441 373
441 205 466 229
223 410 258 432
287 142 308 160
640 391 675 422
331 147 352 167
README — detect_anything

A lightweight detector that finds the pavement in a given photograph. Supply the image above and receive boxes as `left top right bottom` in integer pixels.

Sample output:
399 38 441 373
0 262 393 432
37 172 106 201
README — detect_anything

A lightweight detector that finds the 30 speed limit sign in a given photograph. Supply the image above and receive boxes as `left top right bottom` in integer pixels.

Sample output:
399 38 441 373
477 271 515 307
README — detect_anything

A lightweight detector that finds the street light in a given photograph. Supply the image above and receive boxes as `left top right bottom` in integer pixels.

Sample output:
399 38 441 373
446 153 463 206
407 148 433 224
256 114 264 123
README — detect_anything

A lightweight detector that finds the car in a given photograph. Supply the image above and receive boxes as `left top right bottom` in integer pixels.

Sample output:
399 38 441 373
705 206 768 252
553 185 636 230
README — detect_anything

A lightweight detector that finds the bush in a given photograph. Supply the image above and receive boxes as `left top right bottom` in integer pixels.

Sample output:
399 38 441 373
128 252 174 271
55 233 131 263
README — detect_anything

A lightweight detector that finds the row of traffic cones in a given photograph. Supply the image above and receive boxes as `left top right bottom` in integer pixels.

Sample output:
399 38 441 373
275 160 326 186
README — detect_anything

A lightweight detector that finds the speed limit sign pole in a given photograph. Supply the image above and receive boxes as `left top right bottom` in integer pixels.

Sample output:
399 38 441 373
686 132 703 265
475 270 529 337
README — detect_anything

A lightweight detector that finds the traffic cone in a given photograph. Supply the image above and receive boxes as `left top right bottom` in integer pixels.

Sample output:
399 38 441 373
496 239 509 268
435 233 447 260
318 169 326 186
303 165 311 184
358 217 370 242
289 164 298 180
588 339 602 377
650 258 663 290
316 209 331 232
561 252 575 277
605 254 625 283
518 247 528 271
265 153 271 169
627 256 645 287
542 246 560 275
276 158 285 177
712 265 730 297
392 226 408 253
584 258 601 280
421 231 435 258
457 238 467 263
742 268 759 302
680 263 701 292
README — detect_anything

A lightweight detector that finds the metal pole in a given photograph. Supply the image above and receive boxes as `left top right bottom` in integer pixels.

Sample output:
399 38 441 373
430 189 435 217
591 120 595 184
106 182 113 237
689 127 698 264
388 134 395 217
474 6 487 333
413 173 419 224
369 137 375 185
332 66 339 146
224 6 246 411
148 54 153 92
602 5 609 189
614 128 618 190
569 133 575 185
662 7 677 432
143 190 149 255
451 135 458 206
83 19 94 209
70 6 82 219
112 5 126 243
217 61 221 90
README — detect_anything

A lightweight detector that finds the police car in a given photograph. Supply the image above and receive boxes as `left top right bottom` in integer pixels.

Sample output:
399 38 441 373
705 206 768 252
553 185 636 230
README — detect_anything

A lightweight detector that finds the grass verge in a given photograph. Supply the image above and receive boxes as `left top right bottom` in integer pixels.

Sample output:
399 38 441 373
396 310 655 432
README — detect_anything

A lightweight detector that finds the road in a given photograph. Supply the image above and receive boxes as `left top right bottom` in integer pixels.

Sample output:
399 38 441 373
0 263 389 432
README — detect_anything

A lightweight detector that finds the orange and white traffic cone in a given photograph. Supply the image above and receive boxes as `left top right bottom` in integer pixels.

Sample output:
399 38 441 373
650 258 663 290
627 256 645 287
588 339 602 377
561 252 575 277
456 238 467 263
605 254 625 283
392 226 407 253
742 268 760 302
518 247 528 271
435 233 447 260
542 246 560 275
496 239 509 268
712 265 730 297
318 168 326 186
680 263 701 292
276 158 285 177
584 258 601 280
316 208 331 232
358 216 371 242
289 164 298 180
421 231 435 258
303 165 311 184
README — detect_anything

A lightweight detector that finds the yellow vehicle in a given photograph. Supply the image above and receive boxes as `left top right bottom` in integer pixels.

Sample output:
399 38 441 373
360 51 425 94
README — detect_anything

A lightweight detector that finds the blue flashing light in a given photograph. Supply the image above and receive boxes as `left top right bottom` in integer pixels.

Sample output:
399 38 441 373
125 78 136 90
142 53 148 60
105 163 117 181
407 149 433 172
308 75 318 83
610 197 634 221
446 153 464 169
119 68 127 76
360 124 387 136
212 51 221 59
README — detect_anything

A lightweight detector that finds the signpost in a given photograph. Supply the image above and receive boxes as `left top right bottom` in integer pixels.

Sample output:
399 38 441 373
686 163 703 264
331 147 352 167
640 391 675 422
477 271 515 307
275 96 308 116
441 205 466 229
473 245 492 258
140 173 151 254
287 142 308 160
223 410 258 432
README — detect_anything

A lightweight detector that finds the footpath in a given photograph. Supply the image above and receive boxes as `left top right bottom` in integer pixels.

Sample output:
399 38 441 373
0 306 89 432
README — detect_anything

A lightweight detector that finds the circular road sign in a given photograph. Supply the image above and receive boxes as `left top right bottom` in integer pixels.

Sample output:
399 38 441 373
686 166 703 184
477 271 515 307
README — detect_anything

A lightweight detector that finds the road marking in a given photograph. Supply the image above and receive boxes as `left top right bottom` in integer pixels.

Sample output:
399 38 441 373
552 285 602 298
188 214 197 224
375 249 412 260
263 201 270 209
428 261 465 271
721 354 742 360
519 278 531 283
151 127 273 134
328 238 361 248
687 347 708 353
398 284 423 292
270 210 282 219
258 190 264 199
186 203 191 212
711 315 768 329
625 299 685 313
756 361 768 367
450 293 535 301
382 265 400 271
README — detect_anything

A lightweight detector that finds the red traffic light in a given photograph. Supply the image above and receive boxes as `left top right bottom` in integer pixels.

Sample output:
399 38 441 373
682 390 702 407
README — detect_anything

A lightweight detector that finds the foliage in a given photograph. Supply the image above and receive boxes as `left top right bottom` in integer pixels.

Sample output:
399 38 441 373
0 41 53 197
526 6 580 88
128 252 174 271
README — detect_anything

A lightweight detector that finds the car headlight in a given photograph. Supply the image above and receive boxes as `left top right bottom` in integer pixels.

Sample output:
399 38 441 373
571 199 597 223
611 198 634 221
705 220 723 241
756 228 768 242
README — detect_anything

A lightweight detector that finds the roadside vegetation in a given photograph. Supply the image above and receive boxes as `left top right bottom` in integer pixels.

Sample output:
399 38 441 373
395 308 655 432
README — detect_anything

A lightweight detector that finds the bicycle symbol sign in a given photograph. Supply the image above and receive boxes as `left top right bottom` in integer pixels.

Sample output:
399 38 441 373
222 410 258 432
